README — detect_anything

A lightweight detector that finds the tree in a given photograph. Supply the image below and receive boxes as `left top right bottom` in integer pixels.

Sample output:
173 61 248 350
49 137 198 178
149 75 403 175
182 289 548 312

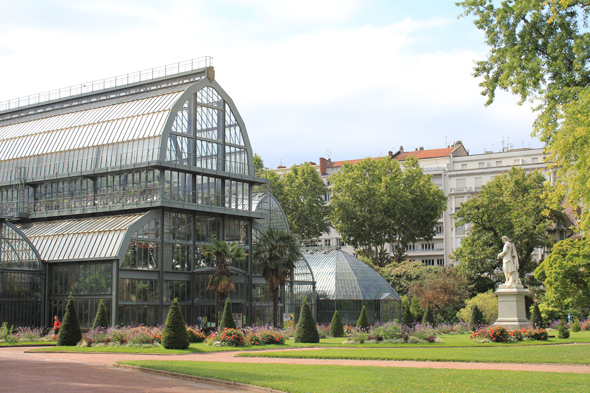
452 167 563 293
200 237 247 314
469 305 485 331
57 293 82 346
92 299 109 330
329 310 345 337
457 0 590 230
401 296 414 326
219 295 236 330
408 267 469 321
294 299 320 343
330 156 446 267
162 298 190 349
422 305 435 326
530 302 544 329
456 290 498 326
535 237 590 317
356 306 370 331
253 153 265 177
379 261 439 297
557 319 570 339
253 226 302 328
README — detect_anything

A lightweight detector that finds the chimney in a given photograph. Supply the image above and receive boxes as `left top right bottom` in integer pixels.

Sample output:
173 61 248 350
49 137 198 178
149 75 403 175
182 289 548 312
388 150 393 157
419 146 424 150
399 146 404 153
319 157 328 175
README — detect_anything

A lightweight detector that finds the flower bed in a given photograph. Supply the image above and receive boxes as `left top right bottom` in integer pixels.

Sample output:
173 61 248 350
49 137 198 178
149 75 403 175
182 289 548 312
205 328 248 347
80 326 162 347
1 323 45 343
470 326 548 343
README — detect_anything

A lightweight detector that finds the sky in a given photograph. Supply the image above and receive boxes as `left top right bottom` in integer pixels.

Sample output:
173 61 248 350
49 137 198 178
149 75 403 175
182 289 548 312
0 0 541 168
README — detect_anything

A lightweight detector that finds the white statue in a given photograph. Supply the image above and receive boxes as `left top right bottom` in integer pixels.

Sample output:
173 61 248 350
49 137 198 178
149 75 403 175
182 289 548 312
498 236 521 287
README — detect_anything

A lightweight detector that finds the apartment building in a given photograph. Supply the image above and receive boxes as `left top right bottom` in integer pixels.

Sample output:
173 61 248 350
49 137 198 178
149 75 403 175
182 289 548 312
274 142 546 266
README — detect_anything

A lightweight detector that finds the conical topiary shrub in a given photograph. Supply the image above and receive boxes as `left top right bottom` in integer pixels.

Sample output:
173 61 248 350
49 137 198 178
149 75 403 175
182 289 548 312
92 299 109 330
557 319 570 339
469 305 484 331
530 303 544 328
402 303 414 326
57 293 82 346
422 305 435 326
219 295 236 330
356 305 370 331
572 318 581 332
162 298 190 349
329 310 345 337
294 299 319 343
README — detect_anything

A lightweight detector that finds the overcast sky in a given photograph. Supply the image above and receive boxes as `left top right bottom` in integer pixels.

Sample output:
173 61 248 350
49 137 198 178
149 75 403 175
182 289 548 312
0 0 541 168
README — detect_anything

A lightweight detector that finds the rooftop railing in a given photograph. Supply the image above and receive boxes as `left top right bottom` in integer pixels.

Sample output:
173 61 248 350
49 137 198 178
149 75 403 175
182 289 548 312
0 56 213 112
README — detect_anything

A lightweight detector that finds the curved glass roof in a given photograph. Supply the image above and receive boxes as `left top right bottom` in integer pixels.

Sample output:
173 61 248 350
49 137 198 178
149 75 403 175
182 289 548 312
252 192 289 232
0 219 42 270
17 213 147 261
302 250 401 301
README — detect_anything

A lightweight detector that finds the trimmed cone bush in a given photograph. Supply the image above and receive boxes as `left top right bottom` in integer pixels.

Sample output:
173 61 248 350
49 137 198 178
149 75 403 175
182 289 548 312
329 310 345 337
557 319 570 339
530 303 544 328
219 296 236 330
57 293 82 346
162 298 190 349
469 305 484 331
402 303 414 326
356 305 370 331
92 299 109 330
294 299 319 343
422 305 435 326
572 318 581 332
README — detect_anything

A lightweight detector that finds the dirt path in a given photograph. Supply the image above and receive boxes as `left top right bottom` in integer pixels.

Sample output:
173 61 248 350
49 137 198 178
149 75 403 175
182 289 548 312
2 346 590 374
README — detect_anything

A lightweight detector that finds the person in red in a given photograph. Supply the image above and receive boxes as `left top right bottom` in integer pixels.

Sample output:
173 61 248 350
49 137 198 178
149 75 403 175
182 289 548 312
52 316 61 340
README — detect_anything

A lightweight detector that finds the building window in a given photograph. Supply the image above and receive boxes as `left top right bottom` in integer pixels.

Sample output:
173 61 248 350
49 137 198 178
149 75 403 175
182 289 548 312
437 259 445 266
435 225 443 234
461 164 467 170
456 179 466 189
532 157 538 164
478 162 485 168
422 259 435 266
474 177 482 189
496 160 502 166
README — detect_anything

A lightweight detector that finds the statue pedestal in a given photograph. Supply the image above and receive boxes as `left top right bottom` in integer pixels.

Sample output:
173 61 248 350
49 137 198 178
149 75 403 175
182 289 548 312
493 285 532 330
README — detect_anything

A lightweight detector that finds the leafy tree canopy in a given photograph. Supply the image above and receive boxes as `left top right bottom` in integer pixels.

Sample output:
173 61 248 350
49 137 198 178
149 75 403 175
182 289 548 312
451 167 564 293
458 0 590 230
408 267 469 315
330 156 446 267
253 153 265 177
378 261 439 297
535 236 590 317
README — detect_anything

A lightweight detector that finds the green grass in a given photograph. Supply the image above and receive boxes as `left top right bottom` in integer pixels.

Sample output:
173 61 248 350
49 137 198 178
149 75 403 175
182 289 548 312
240 343 590 364
31 342 292 354
0 341 56 347
118 361 590 392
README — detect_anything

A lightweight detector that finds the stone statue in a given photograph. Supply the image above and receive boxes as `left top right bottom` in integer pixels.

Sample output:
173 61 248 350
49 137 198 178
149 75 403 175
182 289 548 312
498 236 522 287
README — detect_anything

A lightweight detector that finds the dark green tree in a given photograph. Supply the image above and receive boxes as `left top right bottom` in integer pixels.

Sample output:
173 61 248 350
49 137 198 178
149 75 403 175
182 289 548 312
57 293 82 346
356 305 370 331
402 302 414 326
422 305 435 326
162 298 190 349
530 303 544 329
452 167 564 293
329 310 345 337
410 295 424 323
201 237 247 315
557 319 570 339
253 226 302 328
469 305 484 331
219 295 236 330
379 261 439 297
330 156 446 267
92 299 109 330
457 0 590 230
294 299 319 343
572 318 582 332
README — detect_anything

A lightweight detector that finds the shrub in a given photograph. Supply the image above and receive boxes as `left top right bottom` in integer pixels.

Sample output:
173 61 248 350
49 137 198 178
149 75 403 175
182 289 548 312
470 326 510 343
57 293 82 346
557 319 570 339
219 296 236 330
456 290 498 325
530 303 544 328
317 324 330 339
523 327 548 341
356 306 370 331
581 320 590 331
16 327 43 342
412 323 437 343
0 322 17 344
248 328 286 345
92 299 109 330
294 299 319 343
422 305 435 326
161 298 190 349
469 305 484 331
571 318 581 332
330 310 345 337
187 327 206 343
401 303 414 326
206 328 247 347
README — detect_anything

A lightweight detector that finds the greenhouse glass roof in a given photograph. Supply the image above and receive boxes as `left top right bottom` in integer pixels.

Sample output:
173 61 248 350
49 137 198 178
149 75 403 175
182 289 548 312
252 192 289 232
17 213 147 261
302 250 401 301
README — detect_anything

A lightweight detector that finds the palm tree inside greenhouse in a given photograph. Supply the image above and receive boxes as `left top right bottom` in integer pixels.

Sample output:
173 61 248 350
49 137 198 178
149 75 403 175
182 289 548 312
200 237 247 313
254 227 303 328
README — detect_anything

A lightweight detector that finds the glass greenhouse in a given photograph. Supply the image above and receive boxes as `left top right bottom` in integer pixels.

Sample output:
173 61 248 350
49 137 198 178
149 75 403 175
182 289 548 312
0 57 314 328
302 249 402 324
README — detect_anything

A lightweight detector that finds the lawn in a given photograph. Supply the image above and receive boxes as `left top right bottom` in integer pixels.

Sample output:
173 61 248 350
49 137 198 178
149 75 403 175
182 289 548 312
239 343 590 364
118 361 590 392
0 341 55 347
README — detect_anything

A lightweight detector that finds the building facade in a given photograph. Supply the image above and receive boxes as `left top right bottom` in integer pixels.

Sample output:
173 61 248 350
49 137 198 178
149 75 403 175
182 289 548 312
274 142 547 266
0 58 315 328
